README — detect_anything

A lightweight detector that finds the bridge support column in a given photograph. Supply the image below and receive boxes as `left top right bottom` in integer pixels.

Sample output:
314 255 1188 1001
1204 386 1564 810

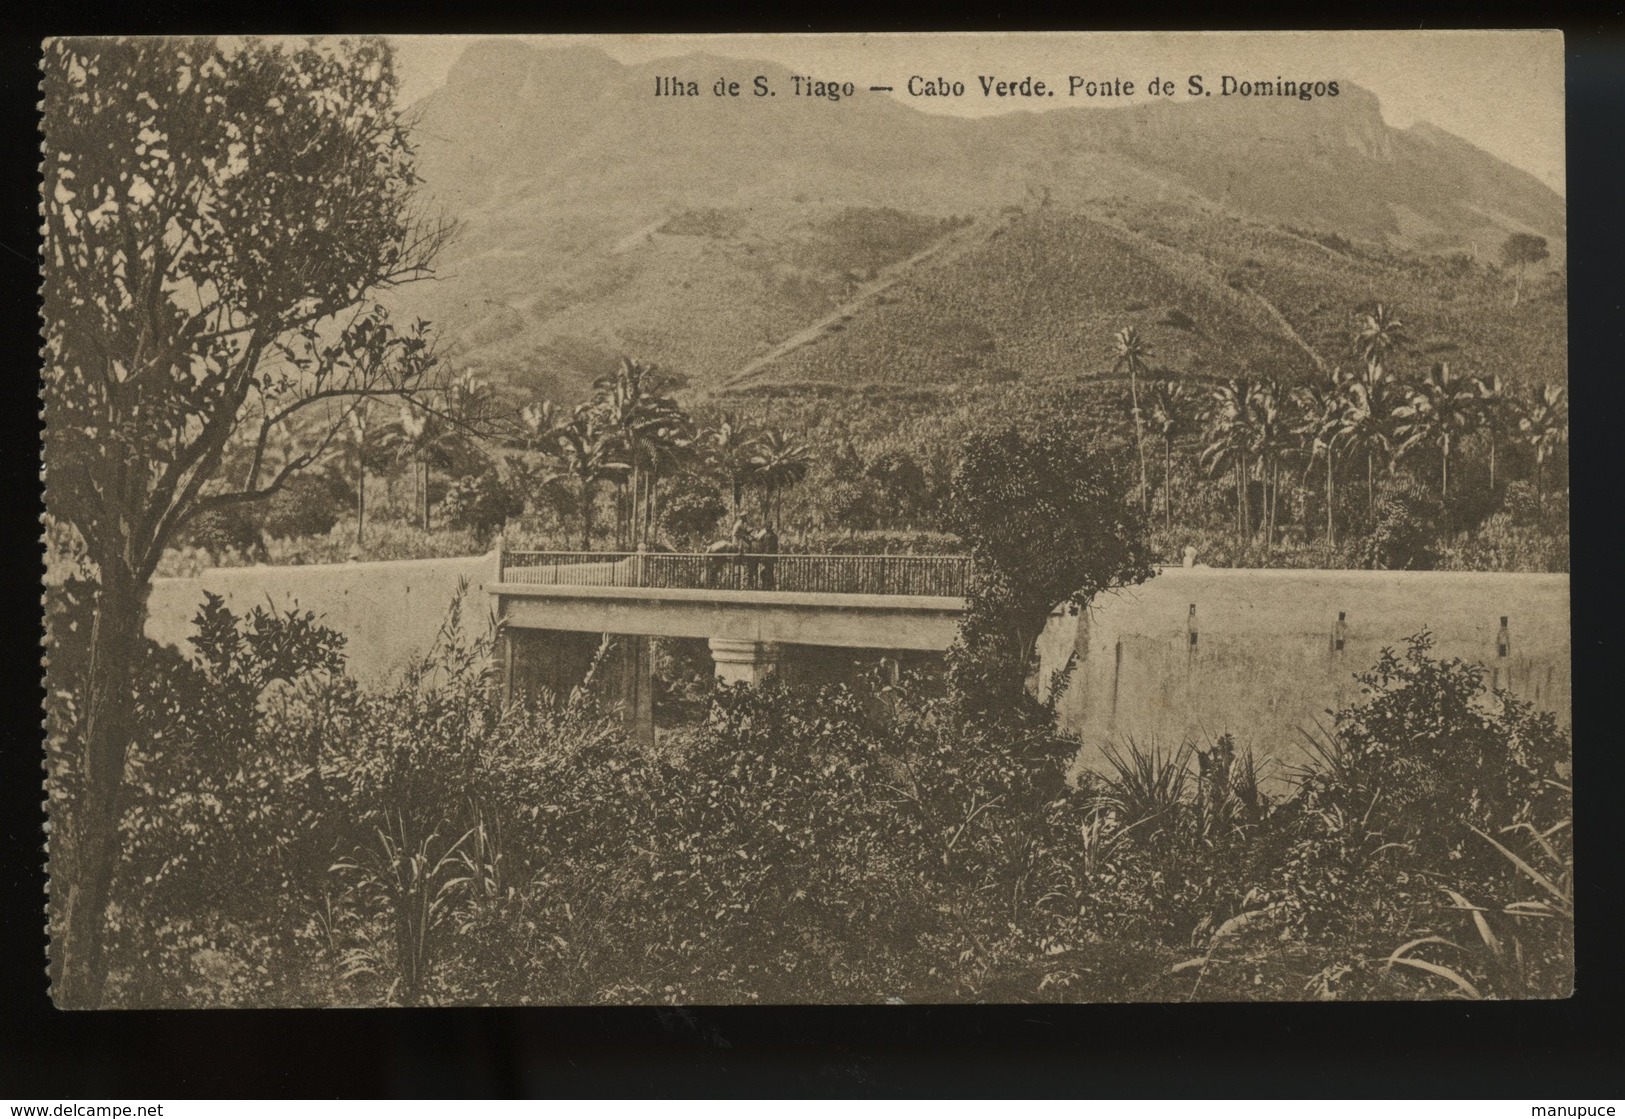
708 638 782 686
610 635 655 748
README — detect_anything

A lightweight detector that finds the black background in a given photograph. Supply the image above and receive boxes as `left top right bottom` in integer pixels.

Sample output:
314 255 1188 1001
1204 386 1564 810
3 3 1621 1098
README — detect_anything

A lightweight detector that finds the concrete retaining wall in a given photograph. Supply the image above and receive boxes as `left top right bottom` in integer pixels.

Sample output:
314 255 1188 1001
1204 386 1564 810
147 557 1572 789
146 553 497 686
1040 567 1571 785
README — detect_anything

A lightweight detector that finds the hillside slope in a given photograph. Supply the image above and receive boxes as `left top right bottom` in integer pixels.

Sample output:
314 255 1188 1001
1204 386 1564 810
388 39 1566 410
729 202 1565 393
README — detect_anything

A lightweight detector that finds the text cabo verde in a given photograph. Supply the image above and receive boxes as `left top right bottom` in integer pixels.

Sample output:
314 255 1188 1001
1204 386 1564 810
654 73 1342 101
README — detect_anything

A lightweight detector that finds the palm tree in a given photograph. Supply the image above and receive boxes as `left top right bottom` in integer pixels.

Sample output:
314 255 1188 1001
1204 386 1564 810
749 429 814 525
1352 303 1409 373
341 403 373 547
391 406 462 532
1248 378 1297 549
1393 361 1478 498
639 417 694 546
1111 325 1154 515
1518 384 1568 511
390 370 492 531
551 409 630 550
1331 364 1400 517
594 358 684 549
1145 379 1190 533
1473 373 1517 491
493 398 567 528
515 399 564 452
1292 372 1347 546
1201 378 1258 545
702 412 761 518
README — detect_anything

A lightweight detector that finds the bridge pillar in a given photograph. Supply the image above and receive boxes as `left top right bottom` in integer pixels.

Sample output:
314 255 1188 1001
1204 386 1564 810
708 638 782 686
613 635 656 747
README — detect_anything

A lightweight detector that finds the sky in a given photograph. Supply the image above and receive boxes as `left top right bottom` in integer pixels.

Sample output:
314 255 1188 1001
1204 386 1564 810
389 31 1566 195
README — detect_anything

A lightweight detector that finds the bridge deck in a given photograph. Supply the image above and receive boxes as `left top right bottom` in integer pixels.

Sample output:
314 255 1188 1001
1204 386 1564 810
499 550 970 598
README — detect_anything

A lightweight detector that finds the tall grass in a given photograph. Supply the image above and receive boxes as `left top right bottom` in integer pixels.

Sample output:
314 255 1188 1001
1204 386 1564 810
1384 810 1574 999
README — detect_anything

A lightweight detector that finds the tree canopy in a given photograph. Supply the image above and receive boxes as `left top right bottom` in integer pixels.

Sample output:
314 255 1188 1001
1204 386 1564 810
43 36 451 581
946 426 1153 717
42 35 451 1008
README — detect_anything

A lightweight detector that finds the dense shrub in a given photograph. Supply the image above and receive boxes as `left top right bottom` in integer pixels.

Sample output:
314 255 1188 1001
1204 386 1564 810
1363 477 1444 570
658 484 728 544
438 468 525 542
85 585 1571 1005
1271 634 1571 997
262 473 352 540
1438 513 1570 573
91 595 349 1006
186 506 267 558
946 426 1153 720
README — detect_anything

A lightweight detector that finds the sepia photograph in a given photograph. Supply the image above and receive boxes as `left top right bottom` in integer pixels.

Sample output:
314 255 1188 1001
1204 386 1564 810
39 30 1571 1010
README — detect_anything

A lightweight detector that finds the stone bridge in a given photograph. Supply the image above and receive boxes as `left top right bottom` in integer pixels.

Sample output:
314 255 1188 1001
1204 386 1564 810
490 550 971 742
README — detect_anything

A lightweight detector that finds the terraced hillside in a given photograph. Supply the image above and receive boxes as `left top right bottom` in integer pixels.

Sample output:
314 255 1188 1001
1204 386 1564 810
391 39 1566 418
712 199 1565 466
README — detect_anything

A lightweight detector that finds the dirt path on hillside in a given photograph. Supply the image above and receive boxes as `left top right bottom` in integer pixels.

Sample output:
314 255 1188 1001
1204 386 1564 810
719 214 1013 391
1095 215 1332 375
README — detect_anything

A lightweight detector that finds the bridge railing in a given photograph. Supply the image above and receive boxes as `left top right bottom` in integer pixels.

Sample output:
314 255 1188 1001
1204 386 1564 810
498 550 970 598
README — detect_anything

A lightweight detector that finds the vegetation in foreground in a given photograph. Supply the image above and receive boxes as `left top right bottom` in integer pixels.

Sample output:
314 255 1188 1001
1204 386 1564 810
46 416 1572 1006
45 584 1571 1006
39 33 1570 1012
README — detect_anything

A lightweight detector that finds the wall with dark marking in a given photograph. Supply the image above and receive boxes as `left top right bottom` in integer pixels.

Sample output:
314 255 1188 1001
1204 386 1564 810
1039 567 1570 788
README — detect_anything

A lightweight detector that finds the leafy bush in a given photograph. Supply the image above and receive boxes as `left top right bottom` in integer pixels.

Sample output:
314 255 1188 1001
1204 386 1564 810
1363 477 1444 570
1274 634 1571 997
658 484 728 544
186 506 267 558
262 473 351 539
438 468 524 542
1438 513 1570 573
101 594 349 1006
88 580 1571 1005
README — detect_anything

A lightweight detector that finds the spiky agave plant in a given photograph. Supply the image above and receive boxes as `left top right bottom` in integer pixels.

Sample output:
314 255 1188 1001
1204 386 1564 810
1091 737 1193 833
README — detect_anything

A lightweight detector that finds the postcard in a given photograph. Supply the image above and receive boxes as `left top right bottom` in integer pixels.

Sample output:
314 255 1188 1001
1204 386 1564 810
41 31 1568 1006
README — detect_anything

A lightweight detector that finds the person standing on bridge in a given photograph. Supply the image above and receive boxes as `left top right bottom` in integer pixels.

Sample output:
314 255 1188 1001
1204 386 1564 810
757 522 779 590
731 511 751 554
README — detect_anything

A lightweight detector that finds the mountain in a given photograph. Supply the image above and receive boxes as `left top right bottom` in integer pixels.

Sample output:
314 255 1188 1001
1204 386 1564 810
390 39 1566 409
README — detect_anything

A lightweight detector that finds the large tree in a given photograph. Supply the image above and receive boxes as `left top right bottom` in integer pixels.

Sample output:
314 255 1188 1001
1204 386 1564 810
594 358 684 549
1394 361 1478 499
1292 371 1347 547
1501 233 1550 307
702 412 762 519
1352 303 1408 373
1200 378 1259 544
550 409 630 549
1331 365 1401 517
42 36 451 1006
1145 378 1190 533
750 428 814 525
1473 372 1517 491
946 427 1152 719
1519 384 1569 511
389 370 496 532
